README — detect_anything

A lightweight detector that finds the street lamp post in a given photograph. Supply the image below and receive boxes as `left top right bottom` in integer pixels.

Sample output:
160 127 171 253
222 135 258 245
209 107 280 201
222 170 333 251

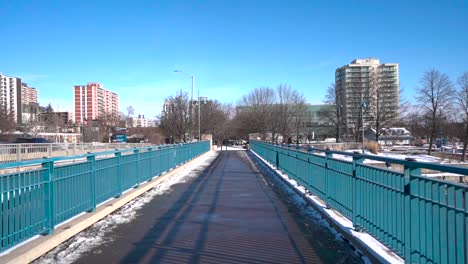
361 93 366 154
198 89 201 140
174 70 195 141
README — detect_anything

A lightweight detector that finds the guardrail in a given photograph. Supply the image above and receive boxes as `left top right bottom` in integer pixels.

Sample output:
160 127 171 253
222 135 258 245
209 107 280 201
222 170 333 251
0 143 153 164
0 141 210 253
251 140 467 264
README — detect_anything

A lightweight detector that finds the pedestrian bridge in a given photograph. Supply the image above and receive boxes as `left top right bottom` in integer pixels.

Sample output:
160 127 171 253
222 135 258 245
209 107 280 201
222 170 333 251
0 141 466 263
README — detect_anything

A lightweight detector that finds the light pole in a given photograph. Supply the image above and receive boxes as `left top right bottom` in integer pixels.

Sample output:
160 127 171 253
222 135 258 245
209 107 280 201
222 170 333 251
197 91 200 141
361 93 366 154
174 70 195 141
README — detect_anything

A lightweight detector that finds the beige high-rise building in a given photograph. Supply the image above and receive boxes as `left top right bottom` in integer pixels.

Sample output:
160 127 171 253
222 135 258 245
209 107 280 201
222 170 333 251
335 58 399 136
0 72 22 124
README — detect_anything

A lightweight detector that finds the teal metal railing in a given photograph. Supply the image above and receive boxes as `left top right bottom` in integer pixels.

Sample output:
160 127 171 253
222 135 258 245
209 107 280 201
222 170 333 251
0 141 210 252
251 140 467 264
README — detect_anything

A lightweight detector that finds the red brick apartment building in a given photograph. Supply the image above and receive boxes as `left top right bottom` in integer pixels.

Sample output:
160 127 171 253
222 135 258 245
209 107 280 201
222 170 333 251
73 83 119 124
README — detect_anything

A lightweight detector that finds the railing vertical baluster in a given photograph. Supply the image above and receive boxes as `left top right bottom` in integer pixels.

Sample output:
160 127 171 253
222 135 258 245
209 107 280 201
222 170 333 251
42 159 55 235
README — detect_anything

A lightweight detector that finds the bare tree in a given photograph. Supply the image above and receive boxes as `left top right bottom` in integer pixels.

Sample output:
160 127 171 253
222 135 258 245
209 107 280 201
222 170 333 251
274 85 301 143
322 82 343 142
0 104 16 133
23 118 45 137
346 84 369 143
416 69 455 154
233 85 307 142
159 90 190 142
455 72 468 160
400 105 427 140
367 70 400 142
126 106 135 117
41 104 65 133
291 91 307 144
238 87 276 138
195 99 229 142
97 112 120 143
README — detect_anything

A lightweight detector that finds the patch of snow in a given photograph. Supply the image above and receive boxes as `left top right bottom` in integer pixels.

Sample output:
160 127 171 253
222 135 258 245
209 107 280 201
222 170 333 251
35 151 218 264
423 172 465 178
329 149 442 164
217 146 246 151
250 150 404 264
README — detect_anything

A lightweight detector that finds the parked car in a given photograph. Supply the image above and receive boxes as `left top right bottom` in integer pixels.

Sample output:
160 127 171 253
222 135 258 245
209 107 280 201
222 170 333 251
15 138 51 144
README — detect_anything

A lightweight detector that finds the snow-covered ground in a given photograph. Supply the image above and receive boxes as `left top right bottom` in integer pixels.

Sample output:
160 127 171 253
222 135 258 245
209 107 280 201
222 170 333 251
250 150 404 264
325 149 441 163
213 145 246 151
34 151 218 264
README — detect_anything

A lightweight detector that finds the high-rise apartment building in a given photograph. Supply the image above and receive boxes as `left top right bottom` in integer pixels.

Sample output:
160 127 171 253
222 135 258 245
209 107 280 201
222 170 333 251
128 114 153 128
21 83 40 123
74 83 119 124
335 58 399 135
21 83 38 104
0 72 22 124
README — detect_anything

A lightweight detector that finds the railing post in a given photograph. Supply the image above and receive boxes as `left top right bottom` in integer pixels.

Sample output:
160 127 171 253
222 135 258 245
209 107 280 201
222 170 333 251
352 152 365 231
16 144 21 162
275 146 280 169
134 148 140 188
42 158 55 235
115 151 122 198
147 147 153 181
87 153 96 212
307 147 314 193
324 149 333 208
403 157 420 263
47 144 52 157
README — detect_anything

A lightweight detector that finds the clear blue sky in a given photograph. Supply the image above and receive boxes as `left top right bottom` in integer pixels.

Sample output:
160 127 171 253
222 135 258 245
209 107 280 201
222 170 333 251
1 0 467 118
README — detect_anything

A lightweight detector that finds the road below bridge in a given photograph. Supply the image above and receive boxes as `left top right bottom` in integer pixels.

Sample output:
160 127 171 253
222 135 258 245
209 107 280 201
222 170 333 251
40 150 363 264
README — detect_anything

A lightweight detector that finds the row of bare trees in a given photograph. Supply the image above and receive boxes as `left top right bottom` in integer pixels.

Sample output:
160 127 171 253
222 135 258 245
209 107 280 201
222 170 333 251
412 70 468 157
232 85 307 143
158 90 233 144
399 70 468 158
158 85 307 145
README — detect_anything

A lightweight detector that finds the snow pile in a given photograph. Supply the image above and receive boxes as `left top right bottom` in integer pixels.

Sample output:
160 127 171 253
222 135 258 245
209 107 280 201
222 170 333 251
35 151 218 264
321 149 441 164
217 145 246 151
250 150 403 264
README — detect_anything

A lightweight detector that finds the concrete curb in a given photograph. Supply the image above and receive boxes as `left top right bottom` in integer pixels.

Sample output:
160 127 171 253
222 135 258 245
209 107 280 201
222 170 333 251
0 151 212 264
247 150 395 264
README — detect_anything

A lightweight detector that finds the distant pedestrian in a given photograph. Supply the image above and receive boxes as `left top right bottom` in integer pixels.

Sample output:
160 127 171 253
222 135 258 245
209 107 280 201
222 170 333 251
385 161 391 169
